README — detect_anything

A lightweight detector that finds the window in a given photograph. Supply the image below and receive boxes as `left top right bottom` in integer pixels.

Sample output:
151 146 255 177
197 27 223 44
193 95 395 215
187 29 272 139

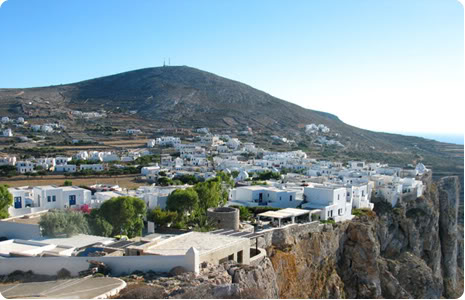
290 195 293 201
337 194 340 200
47 196 51 202
52 195 56 202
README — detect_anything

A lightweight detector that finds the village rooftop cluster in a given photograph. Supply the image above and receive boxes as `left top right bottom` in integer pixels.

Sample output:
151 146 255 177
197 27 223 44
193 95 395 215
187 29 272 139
0 124 429 284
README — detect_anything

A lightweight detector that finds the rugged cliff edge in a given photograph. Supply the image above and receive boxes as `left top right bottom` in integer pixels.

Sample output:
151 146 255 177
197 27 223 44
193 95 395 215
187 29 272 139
116 173 463 299
263 172 463 299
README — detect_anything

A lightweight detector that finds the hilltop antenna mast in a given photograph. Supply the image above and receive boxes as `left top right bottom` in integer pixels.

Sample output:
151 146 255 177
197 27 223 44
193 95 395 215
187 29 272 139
163 58 166 67
169 58 171 66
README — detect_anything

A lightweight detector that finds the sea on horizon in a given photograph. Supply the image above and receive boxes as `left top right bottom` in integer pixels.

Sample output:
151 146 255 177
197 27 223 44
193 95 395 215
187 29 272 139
397 132 464 145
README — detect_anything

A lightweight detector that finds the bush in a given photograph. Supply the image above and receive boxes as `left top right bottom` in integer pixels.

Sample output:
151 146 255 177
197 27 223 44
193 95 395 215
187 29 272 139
118 284 165 299
238 206 252 221
56 268 71 279
320 219 335 224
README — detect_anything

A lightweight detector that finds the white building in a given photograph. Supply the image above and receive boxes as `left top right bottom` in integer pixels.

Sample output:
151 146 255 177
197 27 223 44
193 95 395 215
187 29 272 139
156 136 181 147
415 163 428 176
1 117 10 123
55 164 77 173
401 178 424 198
0 156 16 166
80 164 104 172
141 165 160 176
2 129 13 137
32 186 91 210
55 156 72 165
102 153 120 162
41 125 54 133
302 184 353 222
230 186 300 208
236 170 249 181
347 184 373 210
147 139 156 148
16 161 35 173
73 151 89 160
199 135 221 147
127 129 142 135
7 185 91 217
226 138 241 150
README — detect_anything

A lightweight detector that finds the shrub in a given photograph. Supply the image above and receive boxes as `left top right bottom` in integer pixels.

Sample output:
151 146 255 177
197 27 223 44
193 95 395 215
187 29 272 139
56 268 71 279
118 284 165 299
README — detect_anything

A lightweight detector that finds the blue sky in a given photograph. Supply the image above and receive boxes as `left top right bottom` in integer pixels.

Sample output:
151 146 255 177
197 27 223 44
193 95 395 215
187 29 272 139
0 0 463 137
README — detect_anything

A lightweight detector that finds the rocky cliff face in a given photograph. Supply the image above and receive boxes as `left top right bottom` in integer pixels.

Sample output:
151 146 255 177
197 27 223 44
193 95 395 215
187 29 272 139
263 173 463 299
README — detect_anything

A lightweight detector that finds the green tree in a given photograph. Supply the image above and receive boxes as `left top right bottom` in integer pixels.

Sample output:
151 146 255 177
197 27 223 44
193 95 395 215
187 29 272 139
98 196 146 238
194 180 223 214
63 180 73 186
166 188 199 215
39 210 90 237
147 208 179 228
0 185 13 219
238 206 252 221
87 209 113 236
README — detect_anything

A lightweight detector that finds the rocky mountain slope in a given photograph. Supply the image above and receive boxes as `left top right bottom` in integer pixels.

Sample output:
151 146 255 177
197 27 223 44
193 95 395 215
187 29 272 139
115 173 463 299
0 66 462 163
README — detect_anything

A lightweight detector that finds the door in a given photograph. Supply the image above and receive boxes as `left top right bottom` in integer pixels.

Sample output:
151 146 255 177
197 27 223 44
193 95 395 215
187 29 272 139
14 197 22 209
69 195 76 206
259 193 263 203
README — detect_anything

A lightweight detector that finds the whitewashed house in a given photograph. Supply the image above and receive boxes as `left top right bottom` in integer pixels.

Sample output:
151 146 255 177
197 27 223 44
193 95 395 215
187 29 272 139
17 117 25 124
33 186 91 210
35 158 56 171
236 170 249 181
7 185 91 217
41 125 54 133
127 129 142 135
147 139 156 148
1 117 10 123
31 125 41 132
226 138 241 150
141 165 160 176
55 164 77 173
415 163 428 176
401 178 424 198
73 151 89 160
80 164 104 172
347 184 373 210
2 129 13 137
102 153 120 162
0 156 16 166
230 186 300 208
156 136 181 147
16 161 35 173
302 184 353 222
55 156 72 165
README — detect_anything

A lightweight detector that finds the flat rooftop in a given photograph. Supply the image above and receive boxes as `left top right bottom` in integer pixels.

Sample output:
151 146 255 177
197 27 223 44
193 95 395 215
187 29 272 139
145 231 248 256
0 277 126 299
2 214 43 225
36 234 115 249
258 208 311 219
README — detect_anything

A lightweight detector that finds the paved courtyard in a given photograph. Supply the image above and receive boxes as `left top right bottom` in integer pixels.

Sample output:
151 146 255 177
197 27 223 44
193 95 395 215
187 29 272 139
0 277 126 299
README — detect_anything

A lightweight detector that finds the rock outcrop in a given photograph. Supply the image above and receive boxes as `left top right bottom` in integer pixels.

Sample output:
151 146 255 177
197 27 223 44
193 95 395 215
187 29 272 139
264 172 462 298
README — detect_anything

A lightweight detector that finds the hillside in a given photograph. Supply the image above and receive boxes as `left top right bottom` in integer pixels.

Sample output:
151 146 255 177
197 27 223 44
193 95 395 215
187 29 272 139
0 66 462 173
